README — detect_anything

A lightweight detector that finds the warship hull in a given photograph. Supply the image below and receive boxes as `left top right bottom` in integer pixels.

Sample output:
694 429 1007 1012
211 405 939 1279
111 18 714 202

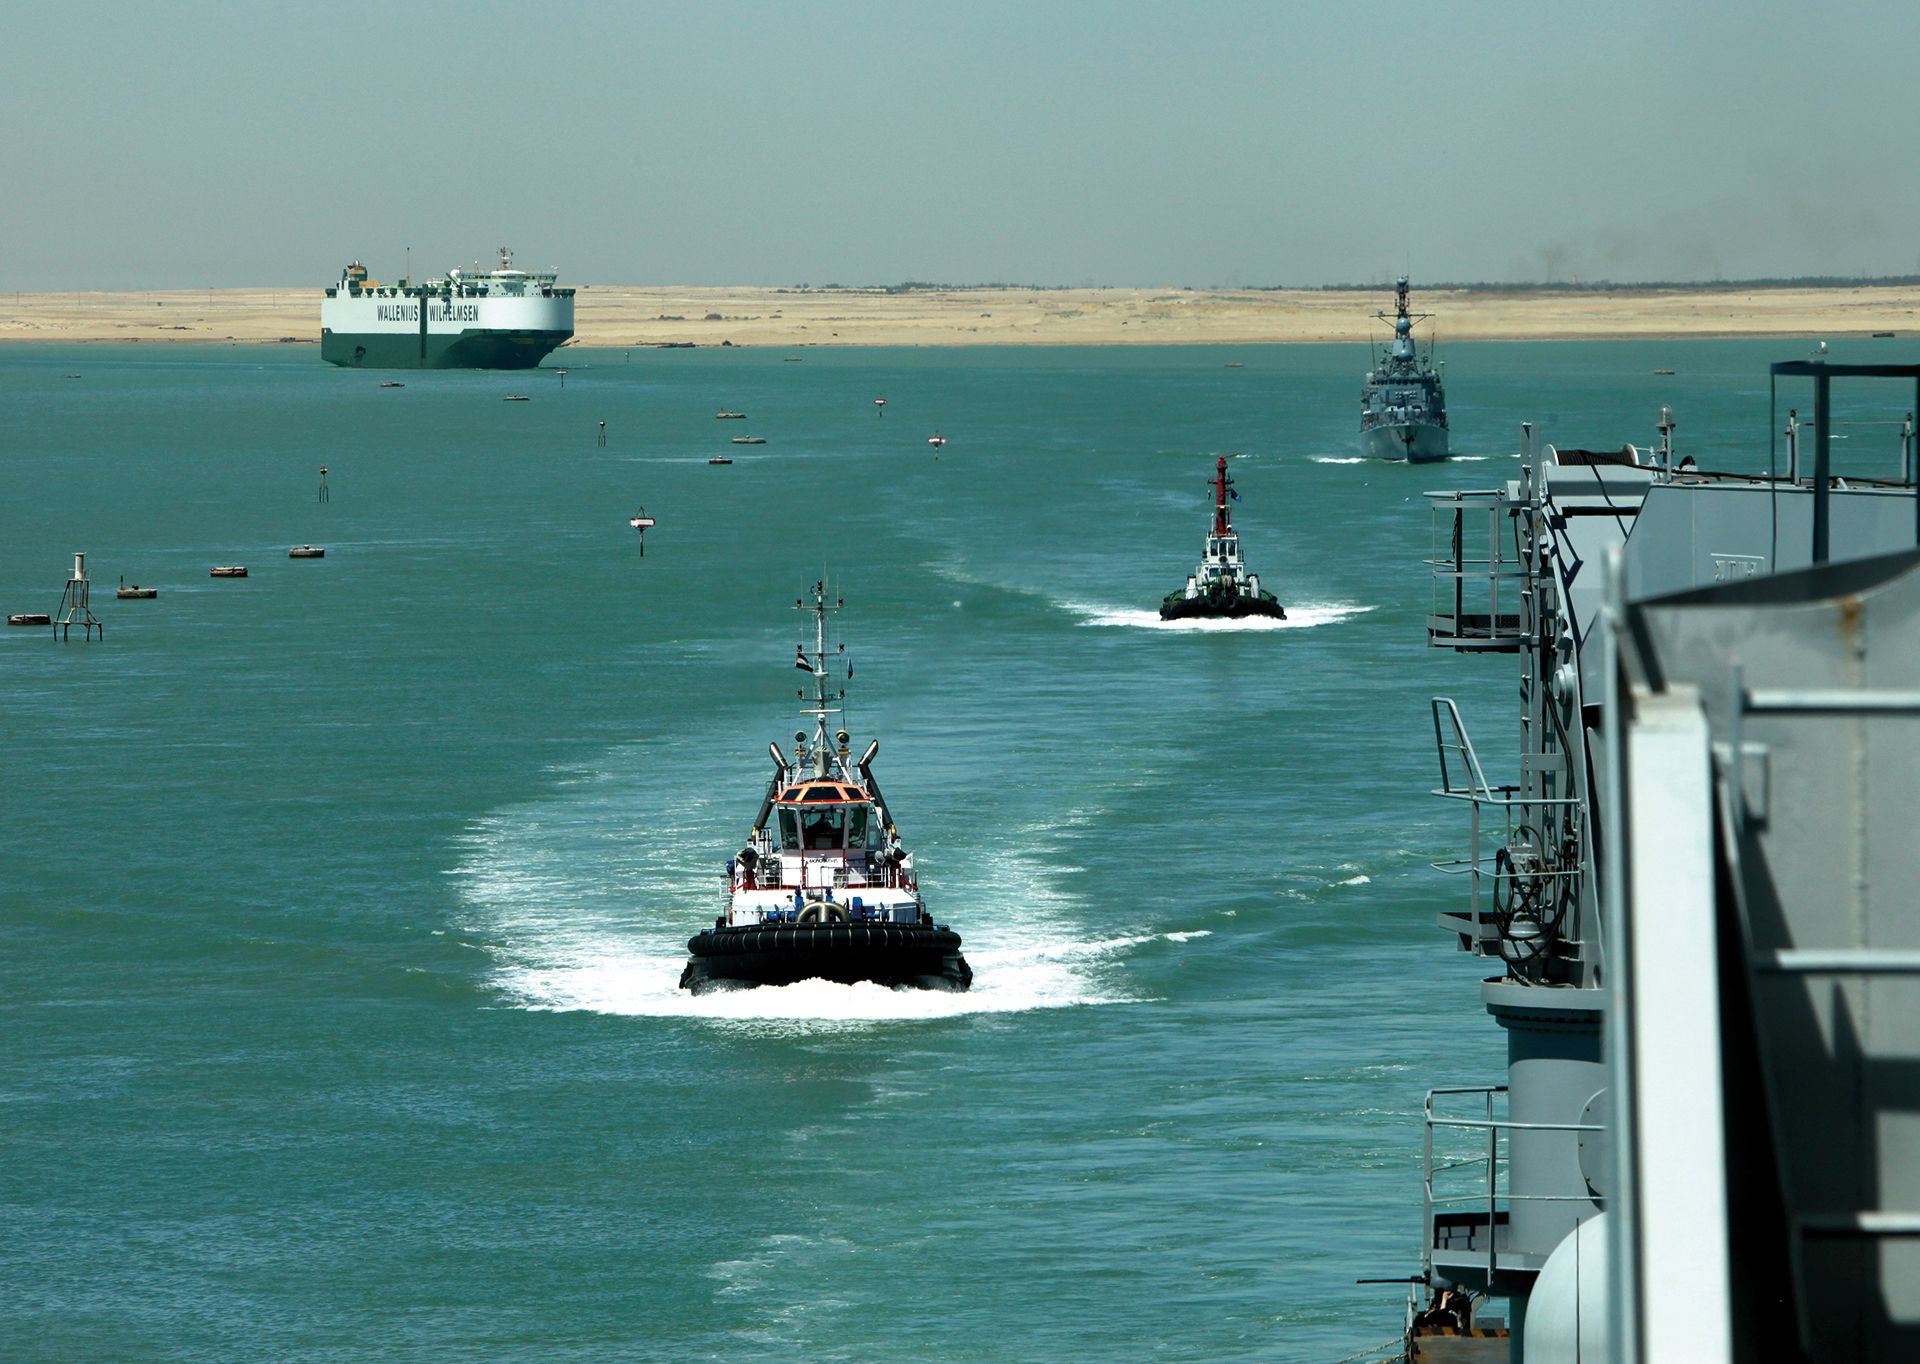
680 922 972 994
1360 421 1449 462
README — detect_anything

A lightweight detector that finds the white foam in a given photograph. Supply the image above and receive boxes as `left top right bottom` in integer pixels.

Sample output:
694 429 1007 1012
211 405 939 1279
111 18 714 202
487 931 1154 1027
1336 875 1373 886
1312 453 1509 464
450 775 1207 1029
1164 929 1213 942
1066 601 1377 632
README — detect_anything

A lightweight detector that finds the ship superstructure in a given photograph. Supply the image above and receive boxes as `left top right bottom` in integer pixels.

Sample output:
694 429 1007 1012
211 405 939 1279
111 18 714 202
1360 276 1449 462
320 247 574 369
680 583 971 994
1391 361 1920 1359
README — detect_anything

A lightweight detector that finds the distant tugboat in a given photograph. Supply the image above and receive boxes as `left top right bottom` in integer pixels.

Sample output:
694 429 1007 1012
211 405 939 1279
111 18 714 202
679 583 972 994
1160 457 1286 621
1359 276 1449 462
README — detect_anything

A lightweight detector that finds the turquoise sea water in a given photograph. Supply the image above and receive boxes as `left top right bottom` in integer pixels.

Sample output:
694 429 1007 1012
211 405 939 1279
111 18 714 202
1 337 1900 1360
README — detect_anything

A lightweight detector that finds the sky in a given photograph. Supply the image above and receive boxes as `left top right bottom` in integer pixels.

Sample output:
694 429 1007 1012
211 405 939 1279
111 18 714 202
2 0 1917 291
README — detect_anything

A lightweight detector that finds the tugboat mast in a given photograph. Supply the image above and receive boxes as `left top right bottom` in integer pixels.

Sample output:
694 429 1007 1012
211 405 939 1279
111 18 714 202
796 581 844 778
1212 456 1234 537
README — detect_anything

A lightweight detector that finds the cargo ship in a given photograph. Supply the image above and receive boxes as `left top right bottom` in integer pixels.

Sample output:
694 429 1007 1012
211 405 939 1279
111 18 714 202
320 248 574 369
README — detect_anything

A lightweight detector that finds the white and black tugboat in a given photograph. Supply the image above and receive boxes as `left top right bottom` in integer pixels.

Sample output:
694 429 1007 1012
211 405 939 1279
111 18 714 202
1160 456 1286 621
679 583 972 994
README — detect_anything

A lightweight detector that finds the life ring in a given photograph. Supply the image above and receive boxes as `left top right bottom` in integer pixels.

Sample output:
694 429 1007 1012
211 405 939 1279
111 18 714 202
796 900 848 924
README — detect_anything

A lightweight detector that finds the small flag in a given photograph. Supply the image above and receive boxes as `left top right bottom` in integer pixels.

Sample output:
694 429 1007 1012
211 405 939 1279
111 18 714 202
795 646 813 671
847 658 854 679
1228 487 1241 501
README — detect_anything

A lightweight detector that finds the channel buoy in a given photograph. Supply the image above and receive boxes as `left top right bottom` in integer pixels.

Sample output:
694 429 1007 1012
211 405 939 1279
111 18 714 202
629 508 657 556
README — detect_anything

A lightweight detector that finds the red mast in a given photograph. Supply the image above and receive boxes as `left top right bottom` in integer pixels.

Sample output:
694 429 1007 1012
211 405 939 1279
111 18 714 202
1213 456 1233 536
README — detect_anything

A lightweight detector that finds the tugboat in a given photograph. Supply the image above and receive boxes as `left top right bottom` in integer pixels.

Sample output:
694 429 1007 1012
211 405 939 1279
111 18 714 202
1359 276 1449 462
1159 457 1285 621
679 582 972 994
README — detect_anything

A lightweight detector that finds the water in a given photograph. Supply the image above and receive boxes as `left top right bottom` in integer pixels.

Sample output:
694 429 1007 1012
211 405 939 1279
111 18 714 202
0 336 1892 1360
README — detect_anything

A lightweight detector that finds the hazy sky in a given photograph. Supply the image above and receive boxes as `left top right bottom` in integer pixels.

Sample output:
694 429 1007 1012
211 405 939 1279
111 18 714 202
4 0 1916 290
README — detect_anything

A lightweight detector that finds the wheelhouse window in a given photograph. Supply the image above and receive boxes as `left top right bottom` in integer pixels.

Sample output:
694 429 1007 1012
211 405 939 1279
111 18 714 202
801 807 847 848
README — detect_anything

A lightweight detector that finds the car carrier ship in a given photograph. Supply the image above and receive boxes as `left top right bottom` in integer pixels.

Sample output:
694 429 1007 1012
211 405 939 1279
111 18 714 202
320 247 574 369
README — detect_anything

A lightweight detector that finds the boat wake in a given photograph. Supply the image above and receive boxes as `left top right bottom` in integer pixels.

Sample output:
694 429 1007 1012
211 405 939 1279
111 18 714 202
450 777 1176 1029
485 930 1177 1027
1064 601 1376 632
1311 453 1508 465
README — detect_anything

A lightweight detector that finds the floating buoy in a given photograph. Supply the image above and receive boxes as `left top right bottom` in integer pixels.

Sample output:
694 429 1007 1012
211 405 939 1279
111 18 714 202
289 545 325 559
8 613 51 627
210 566 248 578
928 434 946 448
874 396 886 415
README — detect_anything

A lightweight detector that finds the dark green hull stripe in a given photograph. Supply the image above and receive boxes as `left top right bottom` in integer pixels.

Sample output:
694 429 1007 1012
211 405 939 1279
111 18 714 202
321 329 571 370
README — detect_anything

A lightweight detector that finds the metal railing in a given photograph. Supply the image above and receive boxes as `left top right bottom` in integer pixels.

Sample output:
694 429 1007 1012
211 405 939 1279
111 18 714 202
1430 699 1584 953
1423 1085 1604 1283
1426 490 1530 650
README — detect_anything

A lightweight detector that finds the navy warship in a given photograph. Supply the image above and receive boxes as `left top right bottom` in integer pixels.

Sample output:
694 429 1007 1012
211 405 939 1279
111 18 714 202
1160 456 1285 620
1374 361 1920 1360
679 583 971 994
1360 277 1449 462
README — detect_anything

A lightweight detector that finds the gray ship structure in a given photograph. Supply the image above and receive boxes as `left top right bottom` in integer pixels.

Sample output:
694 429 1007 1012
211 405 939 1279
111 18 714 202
1383 361 1920 1360
1361 276 1449 462
680 583 972 994
1161 456 1285 620
320 247 574 369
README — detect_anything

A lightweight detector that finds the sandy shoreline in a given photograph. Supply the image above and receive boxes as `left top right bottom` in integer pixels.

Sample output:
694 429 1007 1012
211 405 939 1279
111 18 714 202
2 283 1916 348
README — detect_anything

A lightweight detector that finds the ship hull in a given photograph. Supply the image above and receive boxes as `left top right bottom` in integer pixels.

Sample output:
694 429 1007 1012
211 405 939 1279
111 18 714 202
680 923 972 994
1160 591 1286 622
321 328 570 370
1359 421 1450 463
